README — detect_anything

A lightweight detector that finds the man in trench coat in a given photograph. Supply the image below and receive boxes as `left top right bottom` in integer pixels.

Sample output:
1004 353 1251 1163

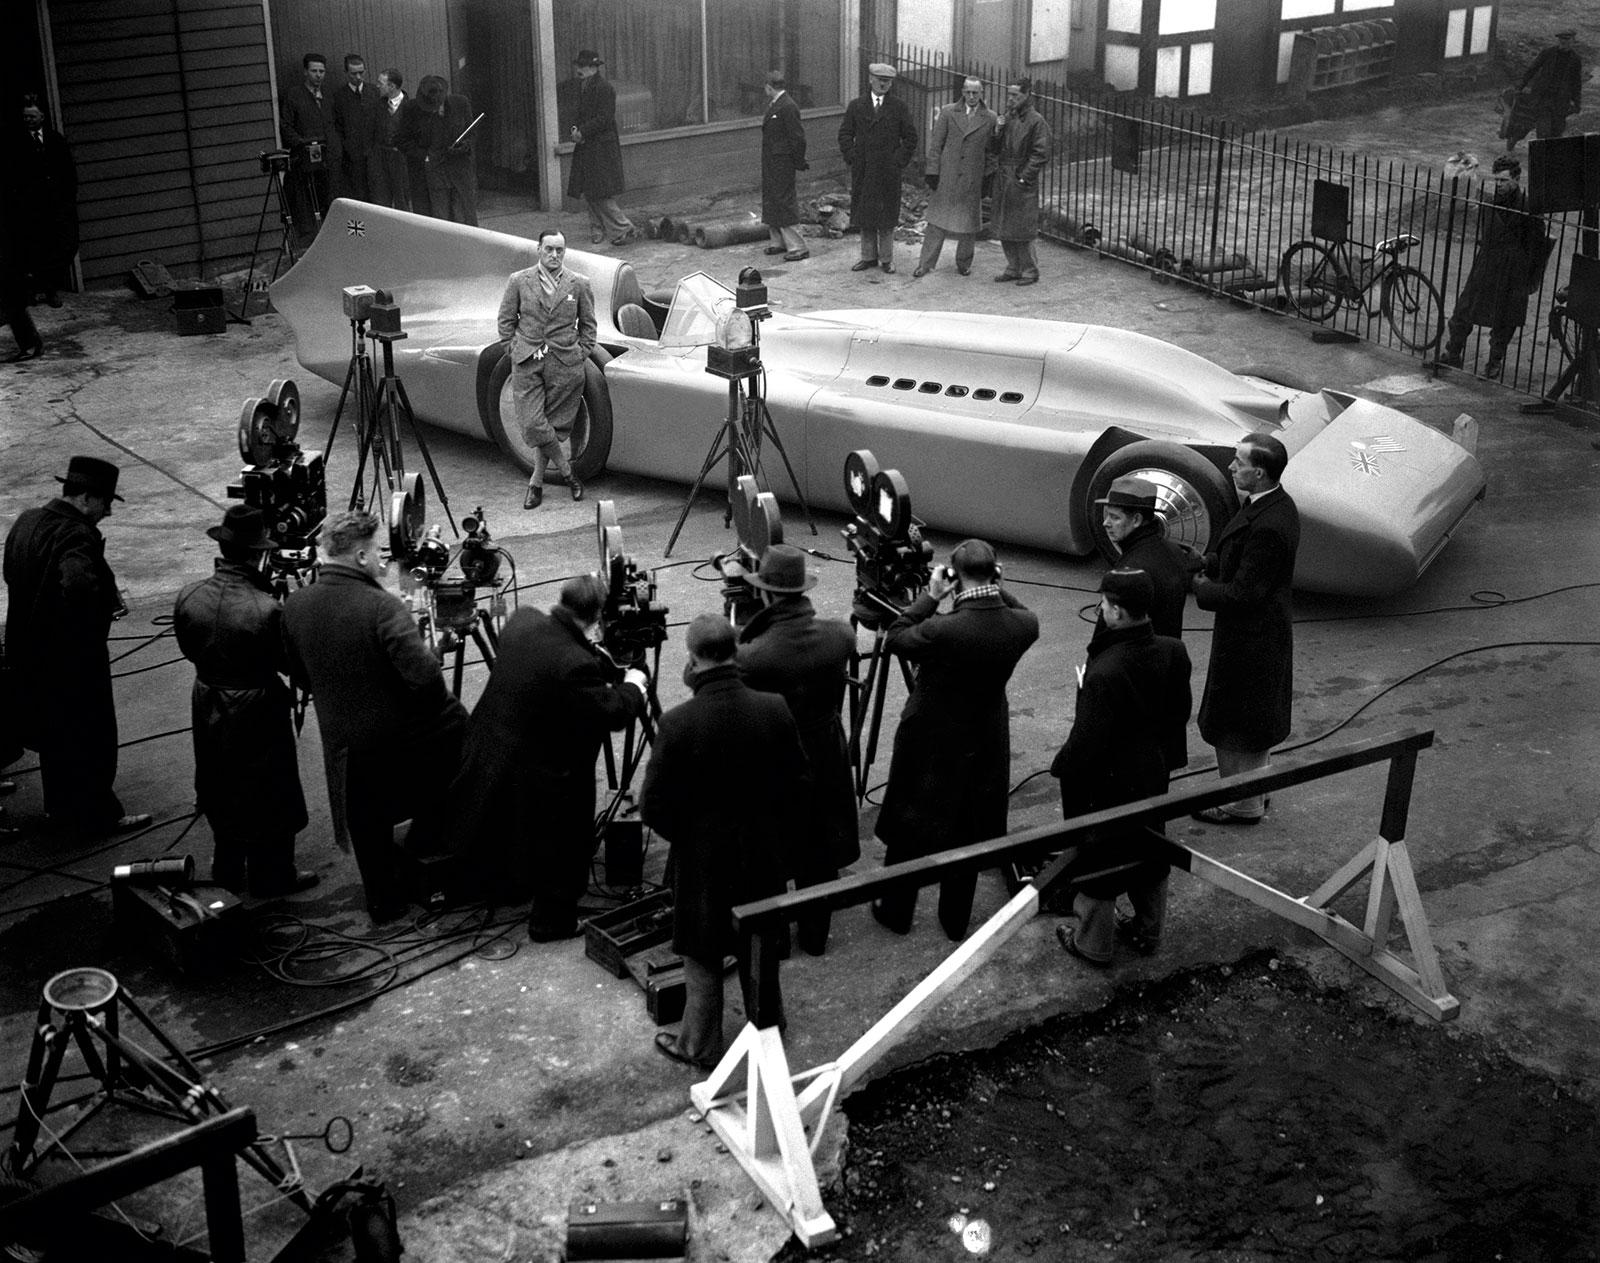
1190 433 1299 826
760 71 810 262
736 545 858 956
838 62 917 274
873 539 1039 941
915 76 997 278
990 76 1052 285
567 50 638 246
443 574 647 936
642 616 808 1070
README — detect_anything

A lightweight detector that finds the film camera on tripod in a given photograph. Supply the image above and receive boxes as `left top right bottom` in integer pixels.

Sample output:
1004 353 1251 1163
228 379 327 593
595 500 669 671
389 492 513 697
714 474 785 626
840 448 934 624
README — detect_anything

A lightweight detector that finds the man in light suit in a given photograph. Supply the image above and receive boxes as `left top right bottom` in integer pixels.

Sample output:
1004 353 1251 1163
497 229 596 508
915 76 997 278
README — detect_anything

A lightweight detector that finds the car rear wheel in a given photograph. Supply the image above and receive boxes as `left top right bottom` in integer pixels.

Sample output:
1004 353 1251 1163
1085 441 1235 560
483 354 614 481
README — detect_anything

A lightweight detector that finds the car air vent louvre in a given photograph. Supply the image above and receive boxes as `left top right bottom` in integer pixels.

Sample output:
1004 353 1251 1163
973 388 996 401
866 375 889 387
892 378 916 391
944 385 969 397
917 381 942 394
999 391 1023 404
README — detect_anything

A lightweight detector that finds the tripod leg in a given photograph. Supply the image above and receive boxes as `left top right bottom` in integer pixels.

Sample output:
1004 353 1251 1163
863 632 894 797
471 621 497 672
664 416 737 557
392 376 457 535
452 638 466 699
755 398 819 535
6 1025 68 1172
327 331 364 457
849 639 880 799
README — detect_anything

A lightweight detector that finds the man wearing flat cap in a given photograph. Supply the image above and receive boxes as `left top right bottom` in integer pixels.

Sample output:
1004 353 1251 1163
736 544 858 955
567 50 638 246
1093 475 1193 640
1051 569 1191 967
760 71 810 262
838 62 917 274
642 614 808 1070
174 505 314 897
990 77 1052 285
4 456 150 836
874 539 1039 941
1503 30 1583 151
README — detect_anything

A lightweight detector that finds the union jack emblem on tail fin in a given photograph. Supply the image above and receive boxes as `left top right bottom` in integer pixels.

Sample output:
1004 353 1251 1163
347 220 366 237
1348 436 1406 476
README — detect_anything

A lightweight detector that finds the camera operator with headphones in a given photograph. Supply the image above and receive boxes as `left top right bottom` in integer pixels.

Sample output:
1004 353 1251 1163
443 574 647 940
872 539 1039 941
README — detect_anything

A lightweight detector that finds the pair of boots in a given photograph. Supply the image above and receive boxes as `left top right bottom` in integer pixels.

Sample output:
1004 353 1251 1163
1438 342 1504 379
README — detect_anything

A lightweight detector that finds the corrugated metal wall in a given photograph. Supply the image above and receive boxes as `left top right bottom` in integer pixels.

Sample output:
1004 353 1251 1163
267 0 454 99
51 0 281 285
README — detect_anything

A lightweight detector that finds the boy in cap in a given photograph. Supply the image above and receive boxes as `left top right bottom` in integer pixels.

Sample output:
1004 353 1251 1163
1051 568 1191 966
642 614 809 1069
3 456 150 836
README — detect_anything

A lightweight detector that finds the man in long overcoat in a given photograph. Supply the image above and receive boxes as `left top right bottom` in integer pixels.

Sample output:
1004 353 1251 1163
498 229 597 507
989 76 1052 285
1503 30 1583 149
642 616 807 1070
396 75 478 225
4 456 149 837
1052 569 1191 966
838 62 917 274
736 545 858 956
279 53 337 236
1094 475 1192 640
1191 433 1299 826
874 539 1039 941
1439 156 1543 380
5 95 78 360
444 574 647 937
567 50 637 245
760 71 810 262
282 510 468 922
915 76 996 278
329 53 383 202
173 505 313 897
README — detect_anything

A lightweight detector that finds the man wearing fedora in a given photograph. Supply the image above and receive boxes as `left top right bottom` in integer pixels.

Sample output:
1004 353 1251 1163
173 506 314 898
567 50 638 246
1093 475 1194 641
736 544 857 955
642 615 806 1070
1051 569 1191 967
3 455 149 837
838 62 917 274
873 539 1038 940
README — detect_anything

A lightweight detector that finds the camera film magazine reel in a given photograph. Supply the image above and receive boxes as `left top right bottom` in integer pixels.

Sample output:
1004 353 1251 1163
596 499 627 598
843 448 915 538
729 474 783 560
237 378 301 465
387 471 429 567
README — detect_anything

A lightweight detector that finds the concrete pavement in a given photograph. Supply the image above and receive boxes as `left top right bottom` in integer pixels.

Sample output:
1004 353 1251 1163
2 202 1598 1261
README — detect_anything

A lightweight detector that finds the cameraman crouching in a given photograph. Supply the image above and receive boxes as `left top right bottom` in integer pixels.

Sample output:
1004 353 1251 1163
736 544 859 956
173 505 314 897
443 574 647 940
282 510 468 923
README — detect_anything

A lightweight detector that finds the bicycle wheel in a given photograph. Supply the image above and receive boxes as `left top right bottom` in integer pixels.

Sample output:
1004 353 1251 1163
1279 242 1342 322
1380 265 1444 353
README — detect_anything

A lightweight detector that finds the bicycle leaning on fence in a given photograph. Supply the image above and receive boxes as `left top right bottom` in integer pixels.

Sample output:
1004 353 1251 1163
1277 233 1444 353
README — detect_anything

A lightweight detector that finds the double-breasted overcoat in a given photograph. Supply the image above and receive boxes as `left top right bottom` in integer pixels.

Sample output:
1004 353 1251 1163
837 92 917 231
989 104 1051 241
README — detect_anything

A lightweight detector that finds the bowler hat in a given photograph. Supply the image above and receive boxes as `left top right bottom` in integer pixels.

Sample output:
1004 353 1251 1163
56 455 123 502
573 50 604 67
207 504 275 550
746 543 817 594
1094 475 1159 514
866 62 897 79
1099 567 1154 617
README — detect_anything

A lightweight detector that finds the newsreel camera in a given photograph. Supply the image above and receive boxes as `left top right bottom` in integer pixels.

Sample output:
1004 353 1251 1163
840 449 934 623
390 481 511 695
715 474 784 626
228 378 327 589
596 500 669 669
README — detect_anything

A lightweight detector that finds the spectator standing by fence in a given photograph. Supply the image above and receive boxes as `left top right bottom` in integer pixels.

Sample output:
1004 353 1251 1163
915 76 996 279
839 62 917 275
1502 30 1583 150
990 76 1051 286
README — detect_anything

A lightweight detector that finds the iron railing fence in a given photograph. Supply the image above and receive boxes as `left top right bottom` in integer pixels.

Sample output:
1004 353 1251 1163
874 45 1595 414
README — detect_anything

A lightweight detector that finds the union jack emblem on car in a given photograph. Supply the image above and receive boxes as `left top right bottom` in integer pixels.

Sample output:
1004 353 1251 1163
1348 436 1406 476
347 220 366 237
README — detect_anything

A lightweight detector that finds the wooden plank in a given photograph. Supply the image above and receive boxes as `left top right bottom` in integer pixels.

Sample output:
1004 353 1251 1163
1303 838 1379 909
1183 849 1336 935
55 35 176 62
1320 933 1460 1022
71 112 189 142
1362 836 1396 948
1384 841 1450 998
1379 747 1419 842
66 75 187 105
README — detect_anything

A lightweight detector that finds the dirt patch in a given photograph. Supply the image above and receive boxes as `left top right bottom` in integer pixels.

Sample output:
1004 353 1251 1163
783 954 1600 1261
